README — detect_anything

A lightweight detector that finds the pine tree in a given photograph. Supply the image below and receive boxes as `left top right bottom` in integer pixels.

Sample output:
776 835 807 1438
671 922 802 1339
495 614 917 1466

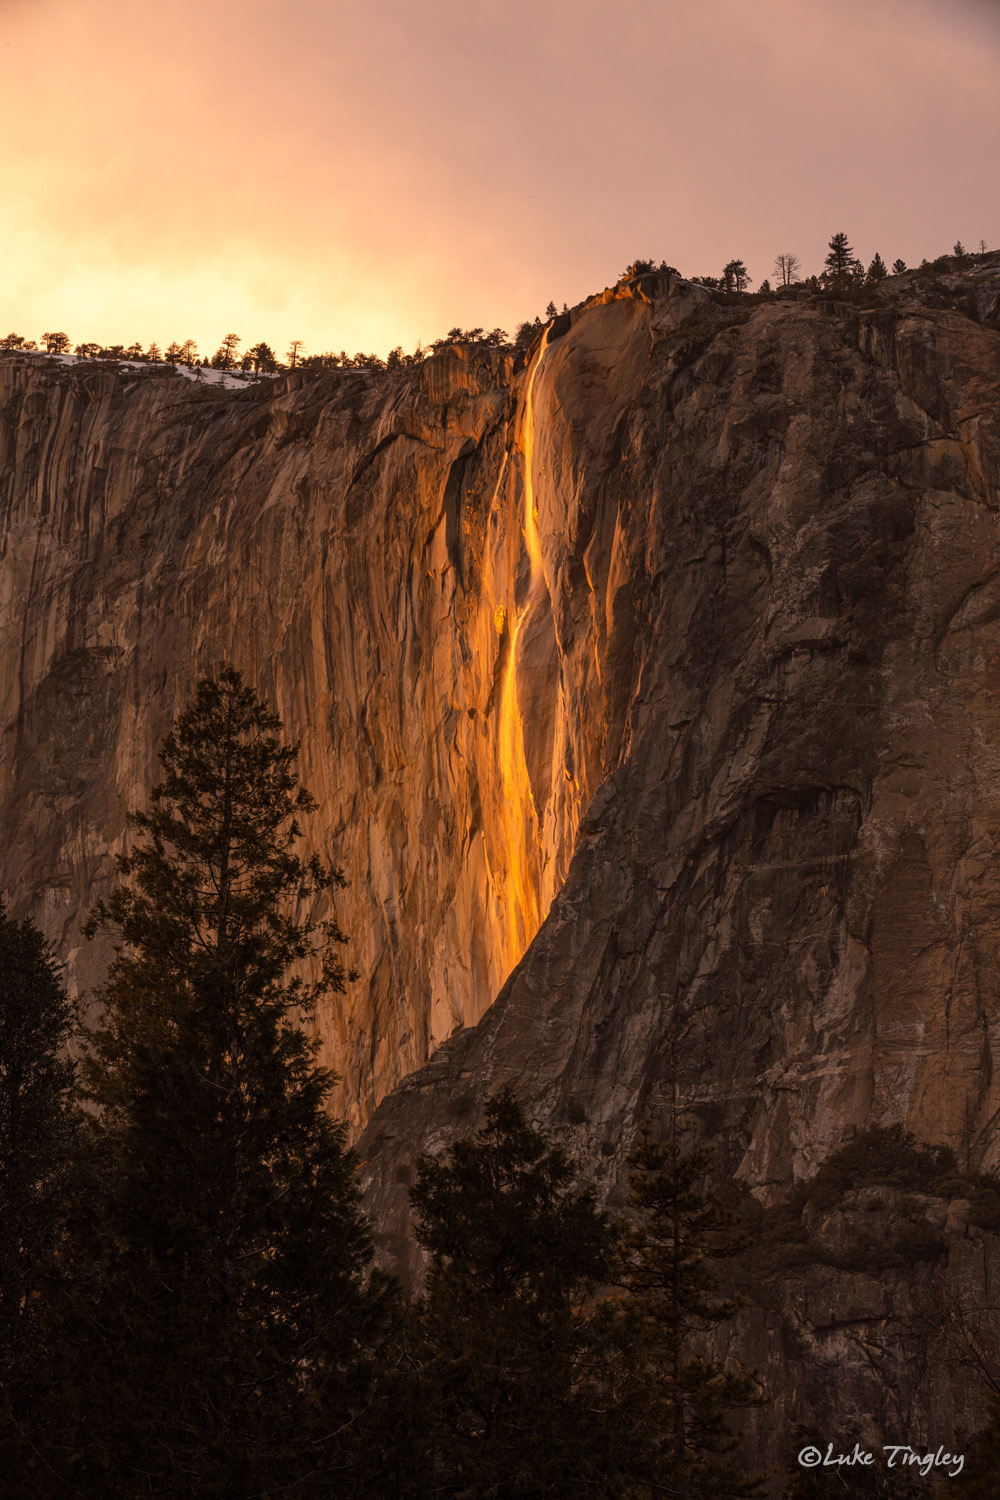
616 1118 767 1499
248 341 278 373
723 259 752 293
867 253 888 284
410 1088 633 1497
0 900 75 1406
892 259 907 275
824 232 854 280
43 667 386 1496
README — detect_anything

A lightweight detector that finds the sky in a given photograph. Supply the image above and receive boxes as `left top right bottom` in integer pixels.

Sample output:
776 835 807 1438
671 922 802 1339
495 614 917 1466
2 0 998 361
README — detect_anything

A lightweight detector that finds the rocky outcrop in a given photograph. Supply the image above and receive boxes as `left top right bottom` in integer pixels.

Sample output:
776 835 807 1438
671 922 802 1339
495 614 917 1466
720 1183 1000 1482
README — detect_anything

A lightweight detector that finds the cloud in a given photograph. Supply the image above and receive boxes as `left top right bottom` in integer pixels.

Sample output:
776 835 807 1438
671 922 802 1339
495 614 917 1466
1 0 997 354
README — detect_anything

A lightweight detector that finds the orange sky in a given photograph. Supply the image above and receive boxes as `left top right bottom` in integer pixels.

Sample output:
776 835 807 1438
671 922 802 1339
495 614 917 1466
2 0 998 360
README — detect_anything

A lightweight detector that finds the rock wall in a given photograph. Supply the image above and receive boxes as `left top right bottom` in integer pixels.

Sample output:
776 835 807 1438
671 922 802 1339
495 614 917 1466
0 286 656 1125
362 267 1000 1227
4 261 1000 1471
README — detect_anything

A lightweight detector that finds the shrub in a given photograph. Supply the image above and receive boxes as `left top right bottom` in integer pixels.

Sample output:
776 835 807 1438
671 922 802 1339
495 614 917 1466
799 1126 956 1211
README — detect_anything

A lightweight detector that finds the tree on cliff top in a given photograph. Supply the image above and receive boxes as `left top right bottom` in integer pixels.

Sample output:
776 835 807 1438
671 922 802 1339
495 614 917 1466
211 331 241 368
824 232 854 280
867 253 889 284
48 666 385 1494
247 341 278 373
723 259 752 293
773 252 801 287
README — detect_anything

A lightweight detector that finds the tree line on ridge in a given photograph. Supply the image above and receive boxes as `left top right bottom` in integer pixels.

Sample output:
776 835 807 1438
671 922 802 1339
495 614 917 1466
0 235 992 381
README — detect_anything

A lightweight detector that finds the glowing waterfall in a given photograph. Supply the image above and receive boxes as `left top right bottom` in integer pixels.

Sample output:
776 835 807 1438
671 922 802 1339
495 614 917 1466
498 327 551 961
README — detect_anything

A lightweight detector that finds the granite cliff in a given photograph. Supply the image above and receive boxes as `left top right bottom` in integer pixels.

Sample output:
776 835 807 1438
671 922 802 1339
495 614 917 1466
3 257 1000 1475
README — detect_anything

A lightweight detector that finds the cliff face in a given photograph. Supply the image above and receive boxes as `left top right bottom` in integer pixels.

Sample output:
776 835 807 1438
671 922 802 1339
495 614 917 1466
360 266 1000 1222
0 287 656 1124
4 269 1000 1162
4 260 1000 1470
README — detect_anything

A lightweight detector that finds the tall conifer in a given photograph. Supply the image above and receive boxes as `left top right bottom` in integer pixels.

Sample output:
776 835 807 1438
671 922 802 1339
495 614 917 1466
616 1118 767 1499
0 898 75 1464
410 1088 633 1496
45 666 385 1496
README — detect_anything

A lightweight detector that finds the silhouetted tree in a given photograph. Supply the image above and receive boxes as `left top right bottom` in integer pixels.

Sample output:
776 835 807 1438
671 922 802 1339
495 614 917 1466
0 901 75 1387
301 351 344 369
74 342 101 359
247 341 278 373
1 334 25 349
36 667 387 1494
41 332 70 354
180 338 198 365
410 1088 634 1497
773 252 801 287
545 300 557 318
892 259 907 275
758 279 772 294
286 339 304 368
211 332 241 369
514 316 543 352
867 253 888 284
723 259 752 293
146 342 161 361
824 232 854 280
953 241 968 261
615 1118 766 1498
